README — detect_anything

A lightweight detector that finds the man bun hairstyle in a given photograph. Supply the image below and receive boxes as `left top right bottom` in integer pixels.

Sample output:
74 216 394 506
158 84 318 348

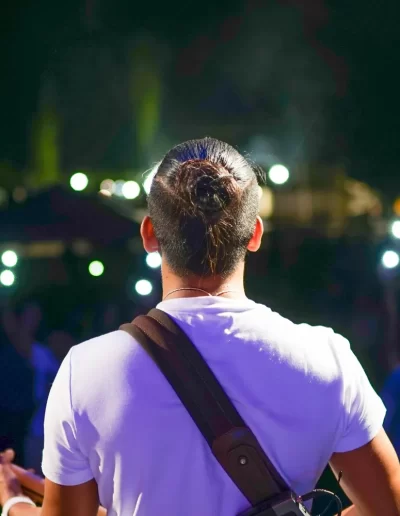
148 137 259 277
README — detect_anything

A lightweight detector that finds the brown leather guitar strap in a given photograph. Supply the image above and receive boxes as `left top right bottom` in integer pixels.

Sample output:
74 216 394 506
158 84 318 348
119 308 290 507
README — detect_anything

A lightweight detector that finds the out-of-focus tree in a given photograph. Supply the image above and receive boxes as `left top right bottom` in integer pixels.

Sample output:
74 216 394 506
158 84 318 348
130 36 162 167
29 77 60 188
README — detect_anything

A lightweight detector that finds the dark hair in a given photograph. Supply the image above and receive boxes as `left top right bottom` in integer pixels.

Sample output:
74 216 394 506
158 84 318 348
148 137 260 277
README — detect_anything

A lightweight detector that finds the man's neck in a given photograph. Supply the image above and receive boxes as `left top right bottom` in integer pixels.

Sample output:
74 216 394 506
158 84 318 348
161 263 246 301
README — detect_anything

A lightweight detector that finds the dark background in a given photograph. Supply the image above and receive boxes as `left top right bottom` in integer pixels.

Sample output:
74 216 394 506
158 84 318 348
1 0 399 195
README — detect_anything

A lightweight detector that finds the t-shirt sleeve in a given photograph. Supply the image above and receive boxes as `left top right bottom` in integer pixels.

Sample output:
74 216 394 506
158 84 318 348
333 333 386 453
42 349 94 486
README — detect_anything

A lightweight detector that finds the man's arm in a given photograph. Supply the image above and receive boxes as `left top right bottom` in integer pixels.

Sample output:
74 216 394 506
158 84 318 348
40 478 100 516
6 480 106 516
1 450 103 516
6 480 105 516
339 507 360 516
8 506 40 516
330 427 400 516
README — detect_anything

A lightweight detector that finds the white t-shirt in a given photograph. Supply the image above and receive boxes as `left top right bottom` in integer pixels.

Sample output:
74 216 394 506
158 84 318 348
42 297 386 516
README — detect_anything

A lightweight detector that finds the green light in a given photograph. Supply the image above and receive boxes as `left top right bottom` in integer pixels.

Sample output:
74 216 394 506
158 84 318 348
122 181 140 199
70 172 89 192
1 250 18 267
146 252 161 268
89 260 104 277
268 164 290 185
0 270 15 287
135 279 153 296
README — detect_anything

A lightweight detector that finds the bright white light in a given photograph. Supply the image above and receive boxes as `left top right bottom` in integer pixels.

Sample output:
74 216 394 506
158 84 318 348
122 181 140 199
268 164 290 185
143 163 160 195
1 250 18 267
146 252 162 268
0 270 15 287
382 250 400 269
70 172 89 192
391 221 400 239
135 279 153 296
89 260 105 277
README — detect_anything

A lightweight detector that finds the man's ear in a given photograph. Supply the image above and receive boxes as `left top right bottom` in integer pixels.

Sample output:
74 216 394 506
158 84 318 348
247 216 264 252
140 216 159 253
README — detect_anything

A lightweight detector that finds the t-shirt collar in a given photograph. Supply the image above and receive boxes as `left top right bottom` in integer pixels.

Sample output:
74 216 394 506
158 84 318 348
157 295 256 313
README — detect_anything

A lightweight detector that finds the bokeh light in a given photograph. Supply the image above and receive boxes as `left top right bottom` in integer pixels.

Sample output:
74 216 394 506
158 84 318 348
1 250 18 267
70 172 89 192
122 181 140 199
99 189 112 197
146 252 162 268
13 187 27 203
135 279 153 296
258 187 274 219
391 221 400 239
268 164 290 185
89 260 105 277
394 198 400 217
0 270 15 287
143 163 160 194
114 180 126 197
100 179 115 195
382 250 400 269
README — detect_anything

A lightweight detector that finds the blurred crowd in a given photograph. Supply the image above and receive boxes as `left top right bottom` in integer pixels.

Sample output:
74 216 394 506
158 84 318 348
0 300 127 473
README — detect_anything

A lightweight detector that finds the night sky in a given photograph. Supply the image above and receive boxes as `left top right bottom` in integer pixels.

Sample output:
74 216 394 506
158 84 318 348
1 0 399 199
